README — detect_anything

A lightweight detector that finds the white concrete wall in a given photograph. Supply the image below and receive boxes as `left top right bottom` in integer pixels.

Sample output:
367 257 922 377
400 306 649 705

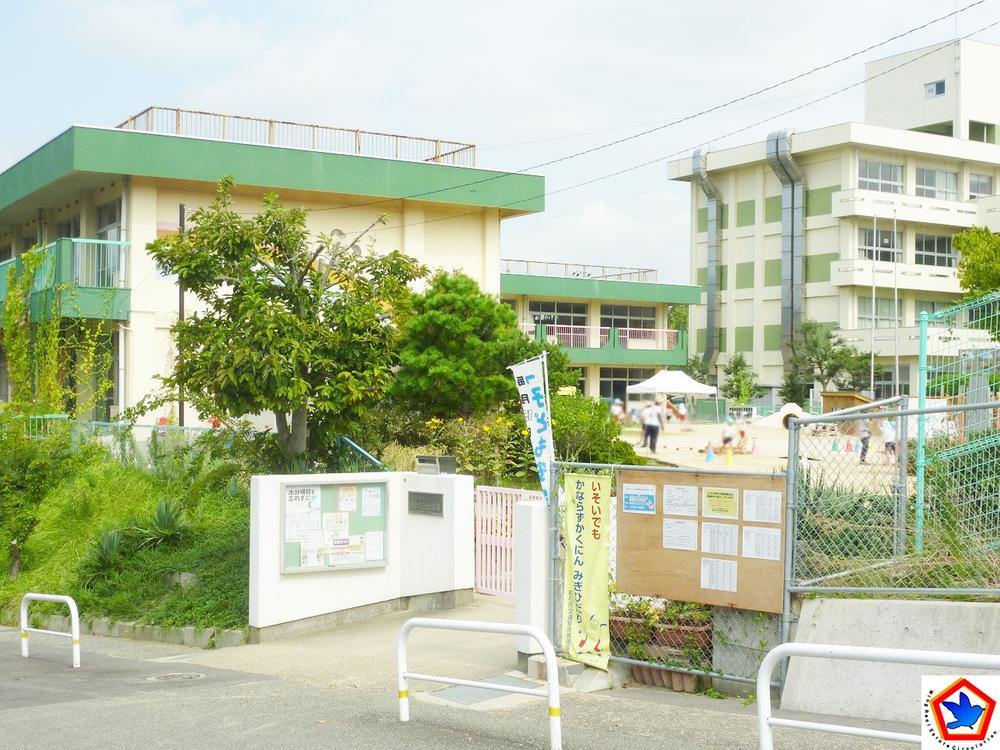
249 471 474 630
865 42 959 135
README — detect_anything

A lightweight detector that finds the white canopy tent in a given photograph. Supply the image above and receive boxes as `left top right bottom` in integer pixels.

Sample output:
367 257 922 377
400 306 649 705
626 369 717 396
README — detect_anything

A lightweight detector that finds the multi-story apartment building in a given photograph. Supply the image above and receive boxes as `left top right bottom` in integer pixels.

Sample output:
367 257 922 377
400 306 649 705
668 39 1000 401
0 107 543 421
500 259 699 408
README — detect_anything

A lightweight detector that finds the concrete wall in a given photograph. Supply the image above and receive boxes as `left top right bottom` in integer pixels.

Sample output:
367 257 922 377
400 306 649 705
782 597 1000 725
249 471 474 636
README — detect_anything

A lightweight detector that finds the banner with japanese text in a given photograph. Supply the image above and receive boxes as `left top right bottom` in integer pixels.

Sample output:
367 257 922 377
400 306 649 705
509 353 554 504
561 472 610 671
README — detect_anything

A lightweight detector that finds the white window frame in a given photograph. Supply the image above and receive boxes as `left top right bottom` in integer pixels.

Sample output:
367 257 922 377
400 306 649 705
858 158 903 194
915 167 959 201
857 227 902 262
599 303 656 330
858 296 902 330
527 300 588 327
914 233 956 268
970 173 994 199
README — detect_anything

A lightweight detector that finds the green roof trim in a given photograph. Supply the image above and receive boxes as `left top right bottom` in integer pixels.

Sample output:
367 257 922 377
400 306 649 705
500 274 700 304
0 126 545 217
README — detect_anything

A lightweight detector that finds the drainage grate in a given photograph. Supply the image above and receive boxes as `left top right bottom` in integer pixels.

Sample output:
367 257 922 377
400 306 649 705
146 672 206 682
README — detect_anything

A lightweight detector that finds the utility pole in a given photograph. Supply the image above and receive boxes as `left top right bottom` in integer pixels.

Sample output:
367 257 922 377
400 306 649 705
178 204 185 427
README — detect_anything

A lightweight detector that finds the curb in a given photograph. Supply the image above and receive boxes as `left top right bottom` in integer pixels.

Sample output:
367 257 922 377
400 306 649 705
37 613 247 649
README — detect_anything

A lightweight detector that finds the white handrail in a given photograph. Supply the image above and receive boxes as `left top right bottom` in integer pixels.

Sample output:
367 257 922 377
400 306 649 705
397 617 561 749
20 592 81 668
757 642 1000 748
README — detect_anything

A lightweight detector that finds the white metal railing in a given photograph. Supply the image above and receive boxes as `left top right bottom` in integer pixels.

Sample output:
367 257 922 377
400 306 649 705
117 106 476 167
70 239 129 288
519 323 679 351
20 593 81 668
756 642 1000 748
501 258 657 282
397 618 562 749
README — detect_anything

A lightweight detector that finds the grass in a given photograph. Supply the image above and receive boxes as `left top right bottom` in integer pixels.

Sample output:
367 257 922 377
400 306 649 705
0 443 250 631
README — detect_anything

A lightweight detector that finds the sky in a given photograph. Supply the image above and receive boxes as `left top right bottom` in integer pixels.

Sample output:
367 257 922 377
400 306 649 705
3 0 1000 285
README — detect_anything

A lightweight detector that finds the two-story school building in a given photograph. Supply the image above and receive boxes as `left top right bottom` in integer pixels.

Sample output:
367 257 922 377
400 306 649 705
0 107 544 421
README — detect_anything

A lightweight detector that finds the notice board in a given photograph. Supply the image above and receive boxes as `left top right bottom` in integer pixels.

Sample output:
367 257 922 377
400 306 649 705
281 481 388 573
616 469 786 613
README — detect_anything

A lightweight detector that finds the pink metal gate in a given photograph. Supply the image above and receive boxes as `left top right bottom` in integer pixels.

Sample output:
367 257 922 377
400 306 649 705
474 486 539 597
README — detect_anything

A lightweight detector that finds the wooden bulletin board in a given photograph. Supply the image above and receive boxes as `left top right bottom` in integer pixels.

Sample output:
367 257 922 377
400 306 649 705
281 481 388 573
616 469 786 614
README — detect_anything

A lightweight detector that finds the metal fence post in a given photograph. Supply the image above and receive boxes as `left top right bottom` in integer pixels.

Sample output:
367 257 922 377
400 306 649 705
780 418 800 683
895 397 908 556
915 311 928 553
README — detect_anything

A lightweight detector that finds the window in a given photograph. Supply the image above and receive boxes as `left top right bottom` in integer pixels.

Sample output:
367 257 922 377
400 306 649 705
970 173 994 199
0 245 11 263
56 215 80 239
22 236 36 252
915 233 956 268
858 159 903 193
527 300 587 327
924 80 945 98
917 299 954 326
970 121 997 144
501 298 516 312
874 365 911 400
96 200 121 241
916 167 959 201
857 227 902 262
858 296 902 329
599 367 655 406
599 304 656 329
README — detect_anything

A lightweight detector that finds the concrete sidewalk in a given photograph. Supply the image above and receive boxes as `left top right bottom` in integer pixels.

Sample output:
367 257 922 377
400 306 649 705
0 596 914 748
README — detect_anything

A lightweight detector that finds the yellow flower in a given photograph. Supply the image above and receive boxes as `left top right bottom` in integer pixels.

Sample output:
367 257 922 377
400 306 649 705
456 417 464 423
521 429 530 437
483 425 491 433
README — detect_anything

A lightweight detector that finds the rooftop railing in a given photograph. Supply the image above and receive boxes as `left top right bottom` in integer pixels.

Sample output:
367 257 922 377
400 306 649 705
500 259 657 283
117 106 476 167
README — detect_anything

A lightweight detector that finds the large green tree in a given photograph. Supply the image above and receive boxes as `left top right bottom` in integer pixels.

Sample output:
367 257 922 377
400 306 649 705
148 178 425 458
787 320 868 393
955 226 1000 297
392 271 573 418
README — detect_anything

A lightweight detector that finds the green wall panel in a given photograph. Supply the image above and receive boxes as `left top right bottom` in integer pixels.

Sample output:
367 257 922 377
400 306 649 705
735 200 755 227
734 326 754 352
696 204 728 232
734 261 754 289
764 196 782 223
696 266 707 290
763 325 782 351
696 328 705 353
764 258 782 286
804 252 839 284
697 207 708 233
804 185 839 217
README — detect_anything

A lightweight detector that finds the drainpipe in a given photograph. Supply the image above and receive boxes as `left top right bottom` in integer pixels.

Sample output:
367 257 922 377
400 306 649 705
692 149 722 377
118 176 130 418
765 130 805 366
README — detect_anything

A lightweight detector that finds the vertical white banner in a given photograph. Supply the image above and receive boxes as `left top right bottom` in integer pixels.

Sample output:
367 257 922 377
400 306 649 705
510 353 554 504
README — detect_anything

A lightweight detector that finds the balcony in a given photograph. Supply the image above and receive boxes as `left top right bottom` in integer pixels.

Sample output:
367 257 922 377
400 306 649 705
837 325 996 359
832 188 978 228
520 323 686 366
0 239 130 321
118 106 476 167
830 257 961 294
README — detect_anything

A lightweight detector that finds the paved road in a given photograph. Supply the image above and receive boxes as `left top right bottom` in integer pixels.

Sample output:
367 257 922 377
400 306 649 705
0 601 914 749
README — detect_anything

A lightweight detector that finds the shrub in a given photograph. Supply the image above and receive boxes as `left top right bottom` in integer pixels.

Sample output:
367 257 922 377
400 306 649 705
135 499 190 549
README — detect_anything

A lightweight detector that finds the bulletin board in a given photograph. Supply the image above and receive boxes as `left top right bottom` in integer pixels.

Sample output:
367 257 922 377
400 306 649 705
616 469 786 614
281 481 388 573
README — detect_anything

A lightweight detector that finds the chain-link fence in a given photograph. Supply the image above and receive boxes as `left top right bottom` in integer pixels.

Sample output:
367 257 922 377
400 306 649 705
551 462 780 694
790 401 1000 594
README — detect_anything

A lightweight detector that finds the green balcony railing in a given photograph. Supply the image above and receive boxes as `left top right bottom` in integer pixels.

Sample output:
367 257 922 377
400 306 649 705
0 238 131 321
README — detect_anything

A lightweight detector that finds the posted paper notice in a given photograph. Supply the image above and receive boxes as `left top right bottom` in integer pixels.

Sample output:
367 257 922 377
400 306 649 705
742 526 781 561
364 530 384 561
663 484 698 516
362 487 382 517
662 519 698 551
701 522 739 556
299 544 324 568
743 490 782 524
338 485 358 512
700 557 738 592
702 487 739 519
623 483 656 514
285 485 322 540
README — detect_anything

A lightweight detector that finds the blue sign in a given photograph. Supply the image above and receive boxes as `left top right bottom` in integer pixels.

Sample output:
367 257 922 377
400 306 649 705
622 483 656 514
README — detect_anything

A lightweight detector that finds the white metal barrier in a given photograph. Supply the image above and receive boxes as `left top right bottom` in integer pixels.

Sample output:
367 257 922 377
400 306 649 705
757 642 1000 748
20 593 81 668
397 617 562 749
